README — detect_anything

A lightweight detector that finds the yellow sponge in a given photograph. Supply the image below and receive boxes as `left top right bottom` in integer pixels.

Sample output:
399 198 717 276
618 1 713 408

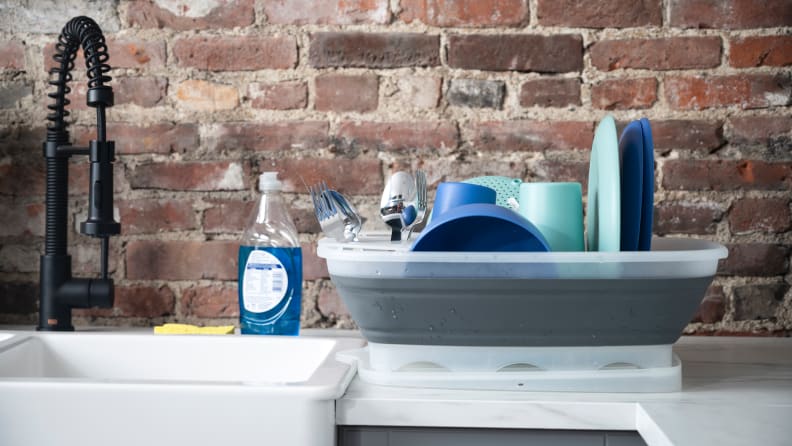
154 323 235 335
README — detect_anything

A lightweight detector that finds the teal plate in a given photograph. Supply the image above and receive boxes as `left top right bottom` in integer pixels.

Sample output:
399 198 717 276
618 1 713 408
586 116 621 252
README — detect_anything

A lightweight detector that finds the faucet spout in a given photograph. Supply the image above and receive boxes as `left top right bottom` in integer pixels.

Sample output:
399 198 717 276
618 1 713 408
39 16 120 331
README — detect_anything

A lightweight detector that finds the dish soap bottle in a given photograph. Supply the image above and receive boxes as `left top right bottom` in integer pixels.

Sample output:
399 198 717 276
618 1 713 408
238 172 302 335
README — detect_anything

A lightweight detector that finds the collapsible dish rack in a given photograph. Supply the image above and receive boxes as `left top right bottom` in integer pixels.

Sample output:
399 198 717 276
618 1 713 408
318 233 727 392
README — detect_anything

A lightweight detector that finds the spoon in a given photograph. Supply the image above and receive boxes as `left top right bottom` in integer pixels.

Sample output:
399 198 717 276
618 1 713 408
329 189 363 242
379 171 417 242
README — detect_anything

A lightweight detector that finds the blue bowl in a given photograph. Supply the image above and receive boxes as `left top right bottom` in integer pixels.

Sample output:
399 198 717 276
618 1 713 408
411 203 551 252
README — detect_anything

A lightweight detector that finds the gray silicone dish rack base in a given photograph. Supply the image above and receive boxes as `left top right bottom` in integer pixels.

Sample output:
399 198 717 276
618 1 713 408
333 276 713 347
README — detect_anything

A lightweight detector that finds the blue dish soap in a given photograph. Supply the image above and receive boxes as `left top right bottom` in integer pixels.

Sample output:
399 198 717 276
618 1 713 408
238 172 302 335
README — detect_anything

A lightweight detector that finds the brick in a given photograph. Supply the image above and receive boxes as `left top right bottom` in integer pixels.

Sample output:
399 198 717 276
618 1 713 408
117 199 196 235
265 158 382 195
315 74 379 112
669 0 792 29
399 0 528 27
390 76 442 109
447 79 505 109
0 82 31 108
46 38 167 71
448 34 582 73
0 0 119 33
70 242 120 276
126 240 238 280
665 74 792 110
203 200 321 234
0 244 39 273
75 123 199 155
591 78 657 110
730 36 792 68
336 121 459 153
173 36 296 71
729 198 791 234
292 208 322 234
0 199 44 237
182 284 238 318
534 161 590 191
248 82 307 110
302 243 329 280
591 37 721 71
175 80 239 111
109 38 167 68
662 160 792 191
691 285 726 323
0 127 44 160
654 202 723 235
318 285 350 318
309 32 440 68
66 77 167 110
0 282 36 315
129 161 247 191
263 0 390 24
729 116 792 147
116 77 167 107
470 121 593 151
203 199 254 234
651 120 724 151
733 283 788 321
422 158 524 185
537 0 661 27
126 0 254 30
0 41 24 69
206 122 329 152
115 285 175 318
520 78 581 108
718 243 789 276
0 158 44 196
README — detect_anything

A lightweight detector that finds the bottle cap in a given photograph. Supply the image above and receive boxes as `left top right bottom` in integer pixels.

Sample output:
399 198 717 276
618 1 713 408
258 172 283 191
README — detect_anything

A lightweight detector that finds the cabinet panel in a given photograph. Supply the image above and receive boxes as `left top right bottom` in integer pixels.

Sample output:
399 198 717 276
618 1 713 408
338 426 647 446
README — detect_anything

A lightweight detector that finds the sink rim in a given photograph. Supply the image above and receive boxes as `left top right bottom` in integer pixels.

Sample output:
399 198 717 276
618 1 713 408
0 330 364 399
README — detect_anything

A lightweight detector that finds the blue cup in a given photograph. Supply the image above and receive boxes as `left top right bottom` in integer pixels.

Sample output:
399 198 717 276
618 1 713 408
430 182 497 223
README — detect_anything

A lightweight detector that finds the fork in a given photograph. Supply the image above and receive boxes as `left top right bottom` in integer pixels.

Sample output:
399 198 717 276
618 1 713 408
309 182 346 241
310 182 361 242
404 170 427 240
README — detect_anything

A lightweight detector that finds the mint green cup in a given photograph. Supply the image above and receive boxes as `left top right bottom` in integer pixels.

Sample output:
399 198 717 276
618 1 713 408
518 182 584 252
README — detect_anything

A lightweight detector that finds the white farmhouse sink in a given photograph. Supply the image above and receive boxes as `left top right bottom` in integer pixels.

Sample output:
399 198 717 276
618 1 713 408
0 331 364 446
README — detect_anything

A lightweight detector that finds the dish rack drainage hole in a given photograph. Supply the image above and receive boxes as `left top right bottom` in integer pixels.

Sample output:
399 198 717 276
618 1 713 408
396 362 449 372
599 362 641 370
497 363 543 372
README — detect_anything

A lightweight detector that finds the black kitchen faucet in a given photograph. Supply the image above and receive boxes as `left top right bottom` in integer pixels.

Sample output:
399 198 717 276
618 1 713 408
39 16 120 331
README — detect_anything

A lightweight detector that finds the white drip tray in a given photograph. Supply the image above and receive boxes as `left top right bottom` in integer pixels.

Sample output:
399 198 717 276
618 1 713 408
337 344 682 393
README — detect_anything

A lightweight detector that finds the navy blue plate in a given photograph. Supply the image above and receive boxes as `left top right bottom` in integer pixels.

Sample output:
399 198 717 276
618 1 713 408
619 121 644 251
639 118 655 251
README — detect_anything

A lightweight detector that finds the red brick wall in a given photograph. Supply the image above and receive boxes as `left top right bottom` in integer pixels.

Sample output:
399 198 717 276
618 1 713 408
0 0 790 335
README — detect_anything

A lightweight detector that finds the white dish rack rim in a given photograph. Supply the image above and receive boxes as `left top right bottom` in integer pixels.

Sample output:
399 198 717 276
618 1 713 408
318 234 728 264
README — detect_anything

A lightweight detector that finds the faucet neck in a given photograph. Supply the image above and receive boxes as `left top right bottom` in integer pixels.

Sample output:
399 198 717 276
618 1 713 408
39 16 119 331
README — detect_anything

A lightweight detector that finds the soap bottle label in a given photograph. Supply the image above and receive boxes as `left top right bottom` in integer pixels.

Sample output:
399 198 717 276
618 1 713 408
241 250 288 313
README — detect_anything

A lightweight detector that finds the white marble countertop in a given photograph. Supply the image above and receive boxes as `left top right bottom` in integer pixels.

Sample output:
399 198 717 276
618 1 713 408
336 336 792 446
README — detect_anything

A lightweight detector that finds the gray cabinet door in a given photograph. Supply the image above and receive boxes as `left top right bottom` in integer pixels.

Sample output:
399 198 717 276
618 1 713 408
338 426 647 446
